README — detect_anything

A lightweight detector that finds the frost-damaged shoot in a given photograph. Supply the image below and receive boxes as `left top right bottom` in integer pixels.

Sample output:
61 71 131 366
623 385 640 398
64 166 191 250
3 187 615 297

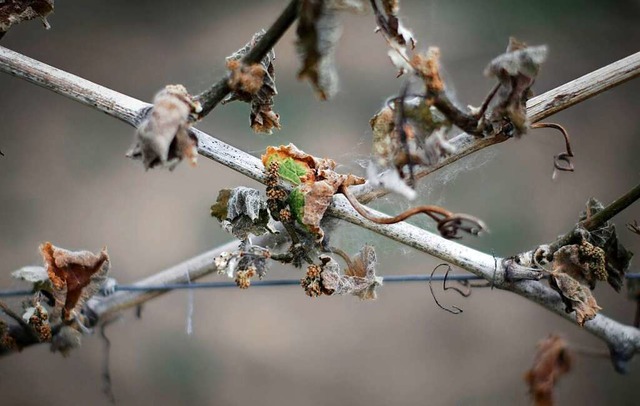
1 0 640 403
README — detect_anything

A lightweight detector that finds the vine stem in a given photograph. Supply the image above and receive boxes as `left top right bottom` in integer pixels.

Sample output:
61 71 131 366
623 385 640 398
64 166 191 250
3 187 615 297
194 0 301 117
545 182 640 253
1 44 640 359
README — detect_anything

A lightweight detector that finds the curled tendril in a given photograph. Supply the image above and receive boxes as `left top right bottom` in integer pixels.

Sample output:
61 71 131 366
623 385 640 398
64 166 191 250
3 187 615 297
428 264 464 314
437 214 487 240
340 185 486 239
531 122 574 174
626 220 640 236
429 264 492 314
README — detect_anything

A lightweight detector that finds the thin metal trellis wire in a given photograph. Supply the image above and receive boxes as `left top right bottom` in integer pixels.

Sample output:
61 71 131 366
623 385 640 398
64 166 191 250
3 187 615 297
1 273 639 298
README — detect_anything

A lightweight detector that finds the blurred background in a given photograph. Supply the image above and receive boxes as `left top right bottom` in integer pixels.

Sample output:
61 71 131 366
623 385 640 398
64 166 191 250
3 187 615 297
1 0 639 404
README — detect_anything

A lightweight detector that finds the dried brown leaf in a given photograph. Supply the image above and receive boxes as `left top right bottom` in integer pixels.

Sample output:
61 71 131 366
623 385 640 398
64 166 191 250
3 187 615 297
524 335 572 406
485 37 547 135
549 271 601 326
580 198 633 292
552 240 607 290
319 247 382 300
127 84 201 169
372 0 415 50
223 30 281 134
0 0 53 38
296 0 340 100
411 48 444 93
40 242 110 322
296 0 364 99
215 245 271 282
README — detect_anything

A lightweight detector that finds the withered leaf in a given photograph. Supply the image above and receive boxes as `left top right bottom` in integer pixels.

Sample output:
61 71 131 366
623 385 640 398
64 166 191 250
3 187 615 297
552 240 606 290
214 245 271 287
262 144 365 241
549 271 601 326
211 187 273 240
11 265 53 294
485 37 547 135
318 246 382 300
0 0 53 39
524 335 573 406
127 84 201 170
579 198 633 292
222 30 280 134
368 94 451 199
40 242 110 322
372 0 415 50
296 0 365 100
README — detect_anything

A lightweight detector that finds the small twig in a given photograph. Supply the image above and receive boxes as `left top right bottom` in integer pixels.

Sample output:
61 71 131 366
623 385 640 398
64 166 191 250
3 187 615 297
0 300 30 331
543 182 640 254
628 220 640 236
581 183 640 231
431 93 481 136
194 0 300 117
0 300 41 347
476 83 501 119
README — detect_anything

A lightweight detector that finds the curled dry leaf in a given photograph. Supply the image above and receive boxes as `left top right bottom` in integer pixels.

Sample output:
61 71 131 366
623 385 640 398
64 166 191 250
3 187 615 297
0 0 53 39
549 271 601 326
485 37 547 135
296 0 365 100
211 187 273 241
371 0 415 49
262 144 365 241
411 48 444 93
302 246 382 299
552 240 607 290
40 242 110 323
371 0 415 76
579 198 633 292
368 92 451 199
214 245 271 286
223 30 281 134
127 84 201 169
524 334 573 406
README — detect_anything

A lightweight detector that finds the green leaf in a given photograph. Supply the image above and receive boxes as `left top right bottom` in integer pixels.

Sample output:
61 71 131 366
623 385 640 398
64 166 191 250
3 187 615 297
288 188 306 226
266 156 310 185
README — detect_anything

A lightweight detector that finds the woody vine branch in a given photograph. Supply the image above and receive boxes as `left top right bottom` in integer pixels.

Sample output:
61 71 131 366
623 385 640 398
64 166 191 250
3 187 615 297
1 42 640 363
